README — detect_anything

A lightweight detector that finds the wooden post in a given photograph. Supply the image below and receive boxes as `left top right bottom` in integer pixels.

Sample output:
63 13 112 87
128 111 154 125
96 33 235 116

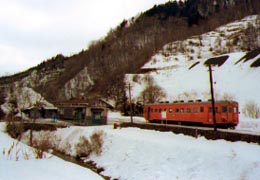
128 83 133 123
209 65 217 131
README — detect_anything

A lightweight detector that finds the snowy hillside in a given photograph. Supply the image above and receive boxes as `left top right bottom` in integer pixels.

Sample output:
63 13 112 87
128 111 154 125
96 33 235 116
1 85 55 116
126 15 260 121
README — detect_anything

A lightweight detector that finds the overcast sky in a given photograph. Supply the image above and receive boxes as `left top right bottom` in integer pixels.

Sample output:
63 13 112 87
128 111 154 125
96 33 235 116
0 0 169 76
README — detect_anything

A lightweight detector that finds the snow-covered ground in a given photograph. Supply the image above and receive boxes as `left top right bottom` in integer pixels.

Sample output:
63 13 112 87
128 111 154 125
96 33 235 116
89 126 260 180
0 123 103 180
1 111 260 180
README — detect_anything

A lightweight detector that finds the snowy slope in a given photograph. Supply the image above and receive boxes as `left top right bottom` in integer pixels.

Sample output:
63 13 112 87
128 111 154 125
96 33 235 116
1 86 55 117
126 15 260 121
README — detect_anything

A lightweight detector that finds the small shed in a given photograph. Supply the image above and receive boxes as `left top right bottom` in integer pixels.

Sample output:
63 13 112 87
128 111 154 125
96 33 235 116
41 106 58 119
23 107 41 119
23 106 58 119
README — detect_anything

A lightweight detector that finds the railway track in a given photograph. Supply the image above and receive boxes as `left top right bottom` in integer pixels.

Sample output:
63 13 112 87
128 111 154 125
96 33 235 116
119 122 260 144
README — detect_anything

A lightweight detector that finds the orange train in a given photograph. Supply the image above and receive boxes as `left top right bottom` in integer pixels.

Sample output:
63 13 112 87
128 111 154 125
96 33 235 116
143 100 239 128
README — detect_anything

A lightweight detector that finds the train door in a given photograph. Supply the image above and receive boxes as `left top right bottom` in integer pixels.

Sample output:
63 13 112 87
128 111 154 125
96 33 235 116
207 104 220 125
207 103 213 124
215 105 221 124
221 104 229 123
227 103 238 123
232 103 239 124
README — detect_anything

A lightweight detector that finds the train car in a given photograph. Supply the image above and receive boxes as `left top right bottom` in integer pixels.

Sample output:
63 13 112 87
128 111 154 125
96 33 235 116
143 100 239 128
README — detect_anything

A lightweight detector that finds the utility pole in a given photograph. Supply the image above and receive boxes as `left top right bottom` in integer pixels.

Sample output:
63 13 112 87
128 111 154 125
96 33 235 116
209 65 217 131
128 83 133 123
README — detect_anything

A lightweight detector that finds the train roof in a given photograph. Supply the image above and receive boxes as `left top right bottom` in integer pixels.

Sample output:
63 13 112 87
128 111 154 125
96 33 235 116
145 100 238 106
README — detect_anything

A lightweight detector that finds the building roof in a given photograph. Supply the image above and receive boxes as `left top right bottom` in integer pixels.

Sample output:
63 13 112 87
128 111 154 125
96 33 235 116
55 98 89 108
24 106 57 111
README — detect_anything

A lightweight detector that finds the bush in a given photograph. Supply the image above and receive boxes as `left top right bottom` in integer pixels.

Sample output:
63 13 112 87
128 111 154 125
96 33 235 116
59 141 72 156
75 136 92 158
242 101 260 119
74 130 104 158
90 130 104 155
19 128 105 158
2 141 47 160
6 122 24 139
32 132 54 151
23 131 55 159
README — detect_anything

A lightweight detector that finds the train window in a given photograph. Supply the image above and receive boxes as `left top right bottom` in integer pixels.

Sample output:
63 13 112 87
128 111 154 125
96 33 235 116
200 107 204 112
187 108 191 113
222 106 228 113
180 108 184 113
234 107 238 113
175 108 179 113
159 109 162 112
155 109 158 112
209 107 218 112
229 107 232 113
169 108 173 113
164 108 167 112
193 108 198 113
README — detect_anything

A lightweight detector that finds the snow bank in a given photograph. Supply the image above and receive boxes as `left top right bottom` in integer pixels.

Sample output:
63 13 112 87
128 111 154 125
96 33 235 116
236 118 260 133
107 111 146 124
17 122 260 180
0 123 103 180
90 127 260 180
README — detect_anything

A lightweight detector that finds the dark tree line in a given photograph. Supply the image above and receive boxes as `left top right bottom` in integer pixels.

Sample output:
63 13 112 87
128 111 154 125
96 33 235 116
144 0 259 26
145 0 205 26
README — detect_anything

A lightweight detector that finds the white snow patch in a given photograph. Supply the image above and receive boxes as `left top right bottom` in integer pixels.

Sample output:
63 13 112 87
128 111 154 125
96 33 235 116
0 123 103 180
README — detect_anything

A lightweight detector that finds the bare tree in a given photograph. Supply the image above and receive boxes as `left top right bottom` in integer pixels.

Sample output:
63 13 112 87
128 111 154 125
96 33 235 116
140 75 166 104
242 100 260 119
